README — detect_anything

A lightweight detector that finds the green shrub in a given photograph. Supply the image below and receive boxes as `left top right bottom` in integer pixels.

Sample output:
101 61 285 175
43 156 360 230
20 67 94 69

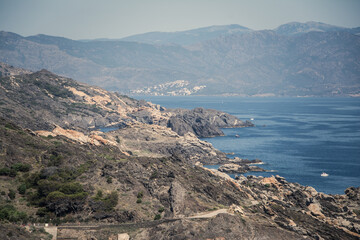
91 191 118 212
136 199 142 204
59 182 84 195
95 190 103 200
0 167 17 177
11 163 31 172
18 183 27 195
37 180 61 197
0 204 27 223
25 172 41 187
106 176 113 184
8 189 16 200
154 214 161 220
46 191 66 201
46 191 88 216
48 153 63 166
158 207 164 213
4 123 17 130
0 167 10 176
36 207 48 217
137 191 143 199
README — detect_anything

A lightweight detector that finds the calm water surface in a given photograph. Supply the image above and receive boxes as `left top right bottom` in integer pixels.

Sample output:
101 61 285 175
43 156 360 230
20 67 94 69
135 96 360 194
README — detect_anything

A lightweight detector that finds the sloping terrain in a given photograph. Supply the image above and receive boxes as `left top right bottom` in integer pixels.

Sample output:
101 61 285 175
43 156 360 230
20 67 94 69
1 117 360 239
0 62 31 77
0 68 248 135
0 68 251 164
1 22 359 96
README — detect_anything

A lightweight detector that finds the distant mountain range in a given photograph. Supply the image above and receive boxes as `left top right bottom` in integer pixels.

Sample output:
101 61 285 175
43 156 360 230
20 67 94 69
1 21 359 96
120 24 252 45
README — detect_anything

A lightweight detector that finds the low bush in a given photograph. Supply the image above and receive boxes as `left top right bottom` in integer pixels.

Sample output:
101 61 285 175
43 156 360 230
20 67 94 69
137 191 143 199
0 167 17 177
18 183 27 195
8 189 16 200
106 176 113 184
0 204 28 223
11 163 31 172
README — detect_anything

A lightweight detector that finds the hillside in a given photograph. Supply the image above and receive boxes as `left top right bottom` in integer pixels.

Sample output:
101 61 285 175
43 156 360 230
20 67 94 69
0 62 31 77
0 70 359 239
0 69 251 163
0 22 359 96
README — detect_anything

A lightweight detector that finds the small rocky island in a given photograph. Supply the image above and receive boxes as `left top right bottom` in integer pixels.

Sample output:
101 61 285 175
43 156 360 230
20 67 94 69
215 157 267 174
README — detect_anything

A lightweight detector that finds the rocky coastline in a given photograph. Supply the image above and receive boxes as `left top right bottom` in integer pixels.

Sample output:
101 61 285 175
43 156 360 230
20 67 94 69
1 67 359 239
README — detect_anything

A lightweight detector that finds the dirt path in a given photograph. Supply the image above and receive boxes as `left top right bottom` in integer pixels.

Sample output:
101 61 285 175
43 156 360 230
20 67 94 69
187 209 230 219
56 209 231 239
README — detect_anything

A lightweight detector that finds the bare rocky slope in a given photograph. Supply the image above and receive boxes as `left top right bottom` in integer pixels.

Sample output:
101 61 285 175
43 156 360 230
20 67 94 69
0 68 250 164
0 117 359 239
0 62 32 77
0 69 359 239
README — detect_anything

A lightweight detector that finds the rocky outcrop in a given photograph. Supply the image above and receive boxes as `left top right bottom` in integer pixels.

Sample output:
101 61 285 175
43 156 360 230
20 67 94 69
2 118 359 240
0 70 140 131
166 107 254 137
218 163 265 173
0 69 252 140
35 126 116 146
226 157 263 164
103 123 227 164
0 62 31 77
168 181 186 217
235 175 360 239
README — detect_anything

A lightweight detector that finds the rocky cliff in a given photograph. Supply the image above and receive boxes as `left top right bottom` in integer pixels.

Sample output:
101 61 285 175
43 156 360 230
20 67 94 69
0 68 249 164
1 69 359 239
1 118 359 239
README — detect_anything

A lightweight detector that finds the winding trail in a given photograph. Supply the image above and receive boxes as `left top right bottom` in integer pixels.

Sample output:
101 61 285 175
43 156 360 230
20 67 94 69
187 209 230 219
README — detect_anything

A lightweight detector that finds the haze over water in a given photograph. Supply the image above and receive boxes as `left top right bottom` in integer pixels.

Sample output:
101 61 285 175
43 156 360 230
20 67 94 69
140 96 360 195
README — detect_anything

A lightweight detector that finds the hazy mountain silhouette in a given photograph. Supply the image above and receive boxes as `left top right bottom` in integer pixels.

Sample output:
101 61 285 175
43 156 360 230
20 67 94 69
0 22 359 96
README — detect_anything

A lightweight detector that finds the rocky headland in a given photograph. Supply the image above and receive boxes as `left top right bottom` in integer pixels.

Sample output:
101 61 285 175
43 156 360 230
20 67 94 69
0 67 359 240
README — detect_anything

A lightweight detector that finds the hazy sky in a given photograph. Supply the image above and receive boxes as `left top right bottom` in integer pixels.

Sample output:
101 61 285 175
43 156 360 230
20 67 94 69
1 0 359 39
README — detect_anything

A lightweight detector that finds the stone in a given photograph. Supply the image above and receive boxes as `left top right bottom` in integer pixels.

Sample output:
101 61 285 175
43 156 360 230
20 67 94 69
117 233 130 240
308 203 325 219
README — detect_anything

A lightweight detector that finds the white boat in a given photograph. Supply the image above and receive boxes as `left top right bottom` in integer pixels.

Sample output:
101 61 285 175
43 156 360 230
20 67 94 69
250 118 254 121
321 172 329 177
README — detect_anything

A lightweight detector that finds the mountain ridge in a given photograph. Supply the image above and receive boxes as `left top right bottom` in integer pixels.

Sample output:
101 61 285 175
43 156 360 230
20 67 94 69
0 21 359 96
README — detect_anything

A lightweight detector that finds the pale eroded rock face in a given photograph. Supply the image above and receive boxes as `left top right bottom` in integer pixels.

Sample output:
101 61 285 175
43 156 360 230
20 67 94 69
36 126 116 146
169 181 186 217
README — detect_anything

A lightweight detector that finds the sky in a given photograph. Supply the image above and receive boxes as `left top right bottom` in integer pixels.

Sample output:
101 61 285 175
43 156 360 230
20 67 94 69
0 0 360 40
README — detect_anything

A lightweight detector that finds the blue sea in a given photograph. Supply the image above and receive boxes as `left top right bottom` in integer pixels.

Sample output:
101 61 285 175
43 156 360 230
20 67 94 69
135 96 360 195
